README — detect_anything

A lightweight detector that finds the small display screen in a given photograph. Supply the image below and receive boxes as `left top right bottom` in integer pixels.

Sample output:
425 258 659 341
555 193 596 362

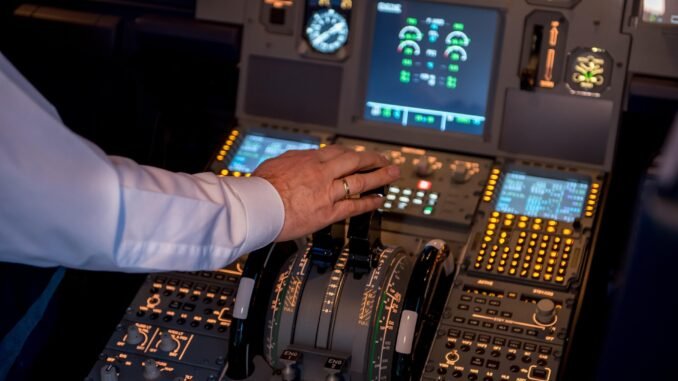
363 1 500 135
642 0 678 25
227 134 319 173
495 172 589 223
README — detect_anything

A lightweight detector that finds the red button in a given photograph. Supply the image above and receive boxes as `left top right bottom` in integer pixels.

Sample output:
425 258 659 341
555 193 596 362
417 180 432 190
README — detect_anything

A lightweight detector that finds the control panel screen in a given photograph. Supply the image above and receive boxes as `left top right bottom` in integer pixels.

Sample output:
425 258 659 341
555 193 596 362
642 0 678 25
363 1 500 135
227 134 319 173
495 172 589 223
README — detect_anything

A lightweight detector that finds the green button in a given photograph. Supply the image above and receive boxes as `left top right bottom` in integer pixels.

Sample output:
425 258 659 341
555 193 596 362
423 206 434 215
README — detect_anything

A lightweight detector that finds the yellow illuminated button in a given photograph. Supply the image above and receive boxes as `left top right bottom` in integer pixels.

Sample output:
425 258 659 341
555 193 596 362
219 150 226 155
513 254 521 260
548 220 557 226
488 223 496 230
550 251 558 258
492 168 501 174
228 135 236 141
544 274 552 281
497 266 505 273
517 239 525 245
565 238 574 245
563 228 573 236
554 237 561 244
518 222 527 229
547 226 556 233
535 218 543 224
487 230 495 236
520 232 527 238
504 220 513 227
232 130 239 136
474 263 482 269
522 263 530 269
484 236 492 242
233 172 241 177
536 257 544 264
520 270 528 277
531 233 539 239
560 260 568 267
538 249 546 256
488 258 495 264
557 268 566 275
486 264 493 271
476 256 483 262
501 232 508 238
532 272 540 278
216 155 224 161
490 251 497 257
520 216 529 222
245 173 251 177
481 243 488 249
226 140 233 146
546 266 554 273
555 276 564 283
533 224 542 231
220 169 229 176
506 214 515 220
509 268 517 275
501 253 508 259
548 258 556 265
527 248 534 254
524 255 532 261
489 217 499 224
498 238 506 245
540 243 548 249
511 260 519 267
499 259 507 265
483 197 492 202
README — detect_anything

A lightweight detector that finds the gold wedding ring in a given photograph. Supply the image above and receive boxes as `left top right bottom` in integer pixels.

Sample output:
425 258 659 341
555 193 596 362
342 178 351 200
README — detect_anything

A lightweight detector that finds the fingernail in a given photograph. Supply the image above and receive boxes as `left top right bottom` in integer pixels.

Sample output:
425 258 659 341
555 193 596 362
388 165 401 177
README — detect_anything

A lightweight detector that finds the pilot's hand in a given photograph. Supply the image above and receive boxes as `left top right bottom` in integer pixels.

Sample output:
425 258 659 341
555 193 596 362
253 145 401 242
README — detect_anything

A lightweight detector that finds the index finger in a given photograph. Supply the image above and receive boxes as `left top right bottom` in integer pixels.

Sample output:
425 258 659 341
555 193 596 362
324 150 390 179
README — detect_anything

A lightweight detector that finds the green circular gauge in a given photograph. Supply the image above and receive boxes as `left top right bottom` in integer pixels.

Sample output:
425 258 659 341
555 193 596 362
305 9 349 54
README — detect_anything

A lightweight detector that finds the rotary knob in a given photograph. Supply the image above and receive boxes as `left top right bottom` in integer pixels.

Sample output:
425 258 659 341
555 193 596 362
416 156 435 178
535 299 557 325
100 364 119 381
452 165 469 184
159 331 177 352
143 359 161 380
125 325 144 345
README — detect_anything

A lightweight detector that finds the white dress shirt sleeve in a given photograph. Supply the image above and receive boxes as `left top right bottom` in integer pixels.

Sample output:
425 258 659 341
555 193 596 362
0 53 285 272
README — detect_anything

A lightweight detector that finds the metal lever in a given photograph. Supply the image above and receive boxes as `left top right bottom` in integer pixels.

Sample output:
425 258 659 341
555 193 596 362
346 185 385 278
310 223 345 273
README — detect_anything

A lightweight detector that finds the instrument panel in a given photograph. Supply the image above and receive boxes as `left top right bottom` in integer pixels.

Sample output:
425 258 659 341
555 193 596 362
87 0 632 380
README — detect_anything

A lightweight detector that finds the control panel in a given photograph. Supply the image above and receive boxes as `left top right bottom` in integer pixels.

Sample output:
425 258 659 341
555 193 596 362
87 0 633 379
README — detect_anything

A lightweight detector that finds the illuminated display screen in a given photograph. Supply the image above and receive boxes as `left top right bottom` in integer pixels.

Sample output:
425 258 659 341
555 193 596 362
227 134 319 173
642 0 678 25
364 1 500 135
495 172 589 223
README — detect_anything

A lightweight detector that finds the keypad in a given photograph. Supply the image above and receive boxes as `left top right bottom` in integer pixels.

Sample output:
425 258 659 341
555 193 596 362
472 212 578 285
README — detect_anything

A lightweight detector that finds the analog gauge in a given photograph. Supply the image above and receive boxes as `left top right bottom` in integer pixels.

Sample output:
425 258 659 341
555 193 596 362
305 9 349 54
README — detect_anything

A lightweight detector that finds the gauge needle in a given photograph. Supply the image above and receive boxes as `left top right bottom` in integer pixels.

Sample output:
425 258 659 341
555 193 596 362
312 22 347 45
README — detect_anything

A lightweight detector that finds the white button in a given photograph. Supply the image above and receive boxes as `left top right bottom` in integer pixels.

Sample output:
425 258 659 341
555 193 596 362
429 193 439 200
398 202 408 209
416 191 425 198
399 196 410 203
402 189 413 196
389 186 401 194
384 202 392 209
413 198 423 205
387 194 397 201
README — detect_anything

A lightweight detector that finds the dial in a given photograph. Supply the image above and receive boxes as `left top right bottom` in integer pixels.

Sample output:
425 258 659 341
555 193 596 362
305 9 349 54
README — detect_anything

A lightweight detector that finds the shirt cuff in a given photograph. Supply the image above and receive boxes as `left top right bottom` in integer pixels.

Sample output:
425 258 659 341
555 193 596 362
226 176 285 254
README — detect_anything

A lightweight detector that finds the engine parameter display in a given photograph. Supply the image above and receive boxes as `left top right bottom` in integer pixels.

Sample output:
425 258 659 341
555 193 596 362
495 172 589 223
364 1 500 135
227 134 318 173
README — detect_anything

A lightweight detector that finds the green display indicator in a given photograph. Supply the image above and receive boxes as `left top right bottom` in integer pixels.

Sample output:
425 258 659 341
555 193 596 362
382 108 392 118
450 38 469 46
446 76 458 89
406 17 418 25
455 116 472 125
404 47 414 56
423 206 434 215
402 58 413 67
448 64 459 72
399 70 411 83
451 53 460 61
414 114 436 124
403 33 420 40
453 22 464 31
